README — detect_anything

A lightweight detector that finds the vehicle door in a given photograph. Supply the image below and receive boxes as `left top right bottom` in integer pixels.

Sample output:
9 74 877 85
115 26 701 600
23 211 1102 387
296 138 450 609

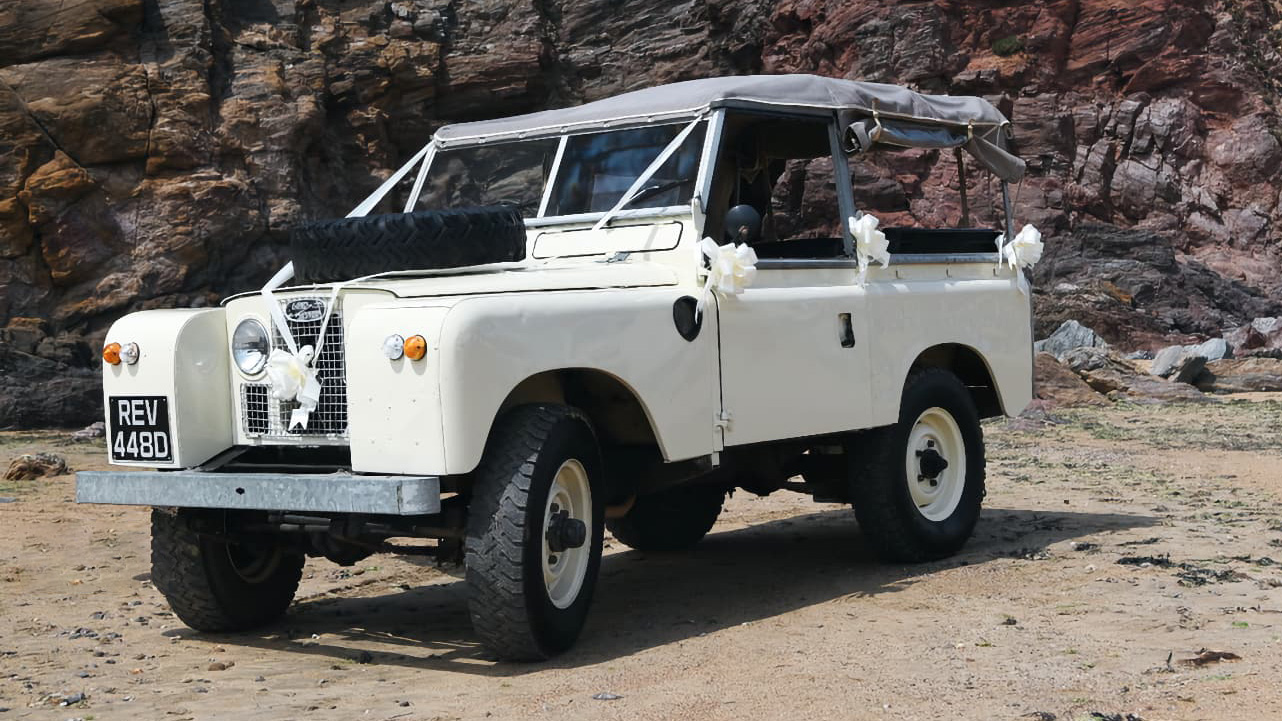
710 112 873 447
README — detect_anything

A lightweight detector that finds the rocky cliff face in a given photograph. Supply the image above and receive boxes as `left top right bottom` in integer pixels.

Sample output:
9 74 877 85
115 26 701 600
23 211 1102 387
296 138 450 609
1 0 1280 426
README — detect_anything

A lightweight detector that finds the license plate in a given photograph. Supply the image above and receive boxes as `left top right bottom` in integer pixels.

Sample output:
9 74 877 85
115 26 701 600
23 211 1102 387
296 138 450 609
109 396 173 463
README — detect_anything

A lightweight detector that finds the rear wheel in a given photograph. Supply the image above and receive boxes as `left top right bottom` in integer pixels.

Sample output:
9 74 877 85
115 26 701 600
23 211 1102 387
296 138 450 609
850 368 986 562
465 404 605 661
607 484 725 552
150 509 304 631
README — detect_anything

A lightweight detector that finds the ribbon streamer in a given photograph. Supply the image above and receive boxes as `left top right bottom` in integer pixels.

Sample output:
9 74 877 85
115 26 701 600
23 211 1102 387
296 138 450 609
994 223 1043 296
260 262 325 430
696 237 758 318
849 213 890 284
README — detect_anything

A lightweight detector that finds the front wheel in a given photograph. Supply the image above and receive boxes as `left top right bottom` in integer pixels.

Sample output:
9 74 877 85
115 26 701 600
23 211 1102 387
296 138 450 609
465 404 605 661
850 368 986 562
150 509 304 631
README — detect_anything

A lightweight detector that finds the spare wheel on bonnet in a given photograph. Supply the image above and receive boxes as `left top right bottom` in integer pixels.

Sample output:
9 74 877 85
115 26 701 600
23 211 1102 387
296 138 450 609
289 205 526 283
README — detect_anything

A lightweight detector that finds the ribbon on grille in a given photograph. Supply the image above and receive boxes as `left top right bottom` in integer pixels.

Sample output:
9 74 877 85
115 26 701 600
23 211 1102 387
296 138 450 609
261 263 389 429
696 237 758 318
261 262 323 430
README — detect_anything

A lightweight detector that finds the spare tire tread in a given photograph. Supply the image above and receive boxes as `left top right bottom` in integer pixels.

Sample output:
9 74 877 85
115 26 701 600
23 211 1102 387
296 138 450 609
291 205 526 283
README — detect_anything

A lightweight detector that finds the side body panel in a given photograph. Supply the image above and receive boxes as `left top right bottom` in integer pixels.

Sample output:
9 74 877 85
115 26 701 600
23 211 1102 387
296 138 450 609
714 261 1031 445
433 287 720 476
717 267 872 446
102 309 232 468
863 262 1033 423
346 305 451 474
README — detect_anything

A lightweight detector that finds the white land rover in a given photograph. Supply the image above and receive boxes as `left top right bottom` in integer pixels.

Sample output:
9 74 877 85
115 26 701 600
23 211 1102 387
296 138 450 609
78 74 1038 660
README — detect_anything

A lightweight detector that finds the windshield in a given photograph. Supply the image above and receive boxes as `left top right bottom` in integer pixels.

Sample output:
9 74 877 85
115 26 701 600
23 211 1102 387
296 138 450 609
416 138 559 215
416 121 706 219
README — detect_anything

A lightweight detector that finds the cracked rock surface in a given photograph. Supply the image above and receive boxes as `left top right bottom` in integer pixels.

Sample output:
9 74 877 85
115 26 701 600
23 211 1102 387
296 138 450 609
1 0 1281 426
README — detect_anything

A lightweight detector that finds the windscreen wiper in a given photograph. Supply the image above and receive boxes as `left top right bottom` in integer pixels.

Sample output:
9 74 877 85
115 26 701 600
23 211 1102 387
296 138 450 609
626 177 694 206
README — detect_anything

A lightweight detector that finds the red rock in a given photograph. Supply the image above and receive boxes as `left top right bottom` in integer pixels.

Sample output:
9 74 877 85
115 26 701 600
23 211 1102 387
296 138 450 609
0 0 141 65
1034 352 1107 407
0 0 1279 426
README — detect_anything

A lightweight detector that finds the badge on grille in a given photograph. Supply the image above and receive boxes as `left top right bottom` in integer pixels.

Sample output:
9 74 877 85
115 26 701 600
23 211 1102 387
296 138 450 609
284 298 326 323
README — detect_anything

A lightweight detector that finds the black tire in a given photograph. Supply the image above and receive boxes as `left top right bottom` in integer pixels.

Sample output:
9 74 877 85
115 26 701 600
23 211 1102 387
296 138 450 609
290 205 526 283
465 404 605 661
850 368 986 563
150 509 304 632
607 484 725 552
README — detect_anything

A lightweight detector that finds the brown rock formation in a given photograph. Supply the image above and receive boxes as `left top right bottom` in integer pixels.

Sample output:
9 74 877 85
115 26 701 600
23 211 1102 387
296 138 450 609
1196 357 1282 392
1 0 1280 426
1033 351 1107 407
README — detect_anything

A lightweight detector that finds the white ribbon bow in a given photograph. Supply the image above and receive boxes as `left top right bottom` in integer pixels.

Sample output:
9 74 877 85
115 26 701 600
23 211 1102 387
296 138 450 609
696 237 758 317
261 262 328 430
849 213 890 284
265 346 322 430
995 223 1043 296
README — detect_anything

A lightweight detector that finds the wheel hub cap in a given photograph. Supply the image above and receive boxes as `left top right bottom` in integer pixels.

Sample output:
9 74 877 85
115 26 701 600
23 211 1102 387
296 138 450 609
916 446 949 483
542 459 593 610
904 407 966 522
545 507 587 553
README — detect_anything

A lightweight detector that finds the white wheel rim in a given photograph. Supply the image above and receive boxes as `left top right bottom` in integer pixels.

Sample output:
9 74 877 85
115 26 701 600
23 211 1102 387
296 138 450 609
542 459 593 609
904 407 966 522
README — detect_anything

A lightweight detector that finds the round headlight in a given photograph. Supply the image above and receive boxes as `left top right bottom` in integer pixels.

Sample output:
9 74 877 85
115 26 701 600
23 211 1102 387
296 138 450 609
232 318 270 375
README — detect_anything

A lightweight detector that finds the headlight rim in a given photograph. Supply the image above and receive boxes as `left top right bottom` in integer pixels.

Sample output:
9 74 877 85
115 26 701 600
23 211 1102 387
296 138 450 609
232 317 272 377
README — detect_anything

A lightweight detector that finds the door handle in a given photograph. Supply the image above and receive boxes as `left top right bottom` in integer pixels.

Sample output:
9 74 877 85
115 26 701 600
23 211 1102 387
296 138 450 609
838 313 855 348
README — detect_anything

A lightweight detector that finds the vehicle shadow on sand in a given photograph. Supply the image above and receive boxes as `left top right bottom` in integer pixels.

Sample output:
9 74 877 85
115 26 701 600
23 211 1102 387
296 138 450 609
203 505 1157 674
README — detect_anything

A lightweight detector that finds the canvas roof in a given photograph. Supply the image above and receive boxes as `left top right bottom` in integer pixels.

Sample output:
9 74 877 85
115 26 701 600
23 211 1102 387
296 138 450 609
435 74 1012 142
432 74 1025 182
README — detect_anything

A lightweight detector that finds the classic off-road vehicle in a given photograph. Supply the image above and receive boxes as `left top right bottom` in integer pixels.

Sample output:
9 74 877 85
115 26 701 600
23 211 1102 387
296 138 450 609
78 74 1036 660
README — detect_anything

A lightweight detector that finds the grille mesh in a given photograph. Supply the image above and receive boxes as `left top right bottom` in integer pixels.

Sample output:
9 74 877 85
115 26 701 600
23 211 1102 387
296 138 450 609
242 384 270 435
240 298 348 439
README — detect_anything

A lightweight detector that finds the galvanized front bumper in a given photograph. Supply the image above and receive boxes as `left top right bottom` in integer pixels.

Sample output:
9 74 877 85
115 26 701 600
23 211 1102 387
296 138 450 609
76 470 441 515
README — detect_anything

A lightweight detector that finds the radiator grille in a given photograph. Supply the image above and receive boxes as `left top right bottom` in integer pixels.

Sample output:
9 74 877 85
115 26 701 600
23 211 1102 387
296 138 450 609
242 384 270 435
240 298 348 439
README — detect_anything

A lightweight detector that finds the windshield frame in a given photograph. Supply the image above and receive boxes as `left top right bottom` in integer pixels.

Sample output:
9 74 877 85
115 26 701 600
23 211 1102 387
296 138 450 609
405 115 714 226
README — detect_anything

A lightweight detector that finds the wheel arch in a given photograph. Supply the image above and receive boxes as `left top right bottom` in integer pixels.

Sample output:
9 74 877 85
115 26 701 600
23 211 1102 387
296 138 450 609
497 368 661 449
906 343 1004 418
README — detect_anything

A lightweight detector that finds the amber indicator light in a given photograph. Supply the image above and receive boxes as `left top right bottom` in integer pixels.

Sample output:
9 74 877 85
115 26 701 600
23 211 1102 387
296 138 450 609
404 335 427 361
103 342 122 365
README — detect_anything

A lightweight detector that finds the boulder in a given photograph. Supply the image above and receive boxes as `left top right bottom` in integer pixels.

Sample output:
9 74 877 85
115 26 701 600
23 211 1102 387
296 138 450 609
1225 317 1282 357
4 452 68 480
1191 338 1230 362
1150 345 1186 377
1172 355 1208 385
70 420 105 440
1033 320 1110 360
1060 346 1133 374
1112 374 1211 404
1195 358 1282 394
1151 342 1216 383
1067 350 1209 404
1033 352 1107 407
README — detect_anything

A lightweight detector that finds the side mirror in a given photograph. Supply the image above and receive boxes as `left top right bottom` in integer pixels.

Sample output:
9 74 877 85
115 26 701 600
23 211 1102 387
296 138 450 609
724 204 762 245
